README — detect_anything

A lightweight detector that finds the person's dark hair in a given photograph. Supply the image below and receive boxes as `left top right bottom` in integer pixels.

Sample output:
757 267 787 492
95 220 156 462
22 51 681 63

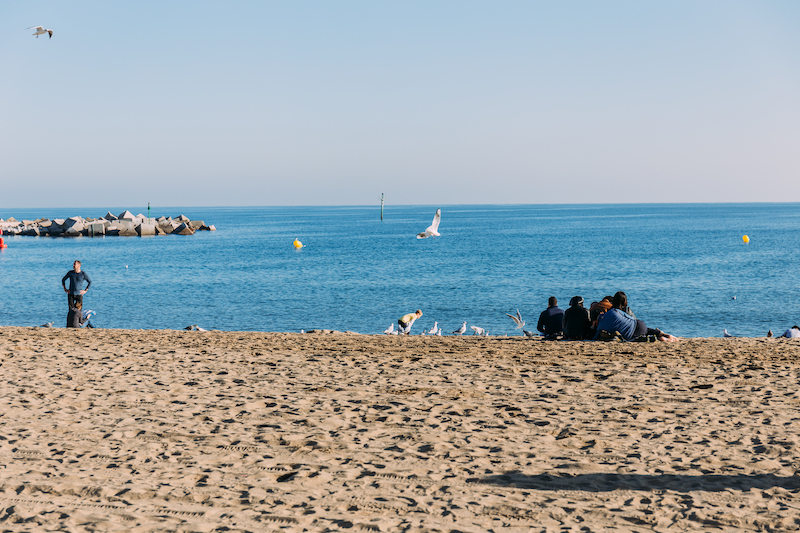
612 291 627 310
548 296 557 307
793 325 800 330
569 296 584 307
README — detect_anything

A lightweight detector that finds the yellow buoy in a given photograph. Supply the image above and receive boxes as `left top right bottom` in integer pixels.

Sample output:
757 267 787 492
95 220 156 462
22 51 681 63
742 235 750 244
293 239 303 249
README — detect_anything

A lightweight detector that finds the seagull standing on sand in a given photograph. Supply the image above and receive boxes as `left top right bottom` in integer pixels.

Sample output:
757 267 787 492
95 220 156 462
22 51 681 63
723 329 733 338
416 209 441 239
384 323 395 335
506 309 525 331
428 322 439 335
453 322 467 335
470 326 486 336
27 26 53 38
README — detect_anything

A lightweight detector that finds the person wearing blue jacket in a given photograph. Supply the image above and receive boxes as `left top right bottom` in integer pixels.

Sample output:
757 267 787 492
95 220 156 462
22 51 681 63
594 291 678 342
62 260 91 308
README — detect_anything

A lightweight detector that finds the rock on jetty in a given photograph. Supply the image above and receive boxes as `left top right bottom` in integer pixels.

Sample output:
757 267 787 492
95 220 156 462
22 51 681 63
0 210 216 237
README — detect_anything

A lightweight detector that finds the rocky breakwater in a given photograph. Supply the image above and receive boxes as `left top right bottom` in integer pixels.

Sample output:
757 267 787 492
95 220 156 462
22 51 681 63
0 210 216 237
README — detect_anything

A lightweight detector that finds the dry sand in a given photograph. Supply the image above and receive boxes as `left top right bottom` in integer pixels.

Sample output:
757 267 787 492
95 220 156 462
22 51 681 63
0 326 799 532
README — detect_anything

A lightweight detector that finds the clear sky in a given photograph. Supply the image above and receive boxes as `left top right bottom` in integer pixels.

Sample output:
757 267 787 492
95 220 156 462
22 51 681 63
2 1 800 208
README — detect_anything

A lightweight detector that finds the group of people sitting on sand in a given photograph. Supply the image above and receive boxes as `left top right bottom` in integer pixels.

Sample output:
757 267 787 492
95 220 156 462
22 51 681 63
537 291 679 342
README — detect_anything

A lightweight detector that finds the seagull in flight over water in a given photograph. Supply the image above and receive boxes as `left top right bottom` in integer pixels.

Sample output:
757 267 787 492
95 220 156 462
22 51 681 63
27 26 53 39
506 309 525 330
416 209 441 239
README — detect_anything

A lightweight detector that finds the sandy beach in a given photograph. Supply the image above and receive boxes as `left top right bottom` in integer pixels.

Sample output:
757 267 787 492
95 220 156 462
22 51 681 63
0 327 799 532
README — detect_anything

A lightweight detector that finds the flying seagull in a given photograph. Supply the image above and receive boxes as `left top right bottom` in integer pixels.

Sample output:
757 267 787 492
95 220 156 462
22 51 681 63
506 309 525 330
453 322 467 335
416 208 441 239
27 26 53 39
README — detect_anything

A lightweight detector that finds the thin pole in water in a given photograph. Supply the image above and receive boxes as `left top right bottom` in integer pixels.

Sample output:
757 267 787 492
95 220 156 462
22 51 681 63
147 202 151 224
380 193 384 221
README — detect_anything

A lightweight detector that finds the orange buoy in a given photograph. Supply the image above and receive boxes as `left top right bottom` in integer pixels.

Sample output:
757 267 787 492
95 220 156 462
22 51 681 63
0 237 6 249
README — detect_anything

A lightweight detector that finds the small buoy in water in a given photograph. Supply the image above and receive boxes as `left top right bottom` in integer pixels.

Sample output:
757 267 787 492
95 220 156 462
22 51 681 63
742 235 750 244
293 239 303 249
0 237 6 249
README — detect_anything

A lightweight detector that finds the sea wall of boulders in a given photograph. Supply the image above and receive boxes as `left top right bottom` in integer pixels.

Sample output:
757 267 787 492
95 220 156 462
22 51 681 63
0 210 216 237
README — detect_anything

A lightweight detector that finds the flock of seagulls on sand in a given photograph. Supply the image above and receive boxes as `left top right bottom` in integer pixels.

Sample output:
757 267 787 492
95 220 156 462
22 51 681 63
383 313 537 337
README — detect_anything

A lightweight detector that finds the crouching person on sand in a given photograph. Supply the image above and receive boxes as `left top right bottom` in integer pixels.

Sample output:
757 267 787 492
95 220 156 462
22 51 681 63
593 291 678 342
398 310 422 335
66 301 95 329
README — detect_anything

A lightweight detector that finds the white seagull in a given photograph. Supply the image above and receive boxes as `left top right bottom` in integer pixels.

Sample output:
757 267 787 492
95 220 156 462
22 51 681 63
428 322 439 335
470 325 485 336
453 322 467 335
506 309 525 330
723 329 733 338
27 26 53 39
384 323 394 335
416 208 441 239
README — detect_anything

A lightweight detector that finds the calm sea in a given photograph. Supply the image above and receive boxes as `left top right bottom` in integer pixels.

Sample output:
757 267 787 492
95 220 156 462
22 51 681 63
1 204 798 338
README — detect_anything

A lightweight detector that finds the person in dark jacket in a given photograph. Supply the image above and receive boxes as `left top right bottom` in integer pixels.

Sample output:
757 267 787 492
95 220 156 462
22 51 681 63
563 296 591 340
66 301 88 328
537 296 564 339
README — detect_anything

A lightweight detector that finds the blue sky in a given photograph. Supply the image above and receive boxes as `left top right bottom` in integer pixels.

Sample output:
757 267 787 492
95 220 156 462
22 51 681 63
2 1 800 207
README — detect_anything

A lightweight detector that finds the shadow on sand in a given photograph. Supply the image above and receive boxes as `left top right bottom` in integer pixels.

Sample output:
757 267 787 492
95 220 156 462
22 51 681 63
470 471 800 492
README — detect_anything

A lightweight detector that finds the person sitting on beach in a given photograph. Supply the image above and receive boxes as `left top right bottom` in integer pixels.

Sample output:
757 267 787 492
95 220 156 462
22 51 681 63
562 296 591 340
66 301 90 328
593 291 678 342
537 297 564 339
398 309 422 335
589 295 613 336
782 325 800 338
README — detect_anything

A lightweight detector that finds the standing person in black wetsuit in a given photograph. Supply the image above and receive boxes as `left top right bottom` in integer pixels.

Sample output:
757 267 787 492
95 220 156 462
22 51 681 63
62 260 91 308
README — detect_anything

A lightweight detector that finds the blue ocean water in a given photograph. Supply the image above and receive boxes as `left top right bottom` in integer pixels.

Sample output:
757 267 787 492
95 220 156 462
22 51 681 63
1 204 798 337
